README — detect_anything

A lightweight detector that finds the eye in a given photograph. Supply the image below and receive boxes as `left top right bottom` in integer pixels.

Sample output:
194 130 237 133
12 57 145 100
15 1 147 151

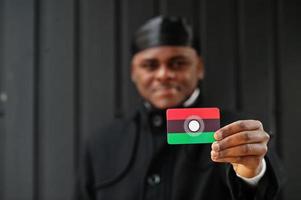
140 60 159 71
169 59 189 70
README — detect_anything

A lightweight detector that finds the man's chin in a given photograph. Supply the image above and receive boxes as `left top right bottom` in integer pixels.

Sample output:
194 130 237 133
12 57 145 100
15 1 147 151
151 99 182 110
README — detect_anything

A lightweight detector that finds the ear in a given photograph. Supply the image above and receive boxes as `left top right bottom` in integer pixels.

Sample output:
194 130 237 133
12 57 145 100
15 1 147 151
197 56 205 80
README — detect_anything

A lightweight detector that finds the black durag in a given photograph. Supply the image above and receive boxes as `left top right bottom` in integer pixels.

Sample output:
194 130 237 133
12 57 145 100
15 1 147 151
131 16 199 54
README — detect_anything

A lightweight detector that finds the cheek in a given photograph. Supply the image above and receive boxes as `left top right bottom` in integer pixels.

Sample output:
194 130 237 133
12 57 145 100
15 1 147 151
135 73 153 90
181 73 198 86
178 73 199 93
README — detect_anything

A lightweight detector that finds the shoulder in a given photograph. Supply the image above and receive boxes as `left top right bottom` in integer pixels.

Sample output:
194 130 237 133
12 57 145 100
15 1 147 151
82 112 139 188
85 111 139 157
87 117 132 148
220 109 246 126
220 109 271 131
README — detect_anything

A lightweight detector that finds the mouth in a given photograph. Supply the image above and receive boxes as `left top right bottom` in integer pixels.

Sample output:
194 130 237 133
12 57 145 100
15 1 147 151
152 85 180 96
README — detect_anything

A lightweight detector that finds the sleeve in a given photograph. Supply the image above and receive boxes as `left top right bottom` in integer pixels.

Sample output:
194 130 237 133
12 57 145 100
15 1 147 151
226 151 285 200
236 158 266 186
220 110 286 199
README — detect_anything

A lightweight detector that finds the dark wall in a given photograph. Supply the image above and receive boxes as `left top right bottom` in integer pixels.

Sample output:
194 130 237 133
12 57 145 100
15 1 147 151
0 0 300 199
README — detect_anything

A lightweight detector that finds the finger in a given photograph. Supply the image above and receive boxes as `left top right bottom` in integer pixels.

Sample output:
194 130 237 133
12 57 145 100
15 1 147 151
211 143 268 159
211 130 270 151
211 155 263 167
214 120 264 141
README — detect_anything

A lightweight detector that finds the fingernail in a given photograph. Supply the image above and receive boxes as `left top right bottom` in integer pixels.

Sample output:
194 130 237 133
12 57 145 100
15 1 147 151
212 142 220 151
215 131 223 140
211 150 219 159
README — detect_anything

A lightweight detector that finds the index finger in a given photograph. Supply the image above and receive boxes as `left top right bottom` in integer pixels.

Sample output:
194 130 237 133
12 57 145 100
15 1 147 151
214 120 264 141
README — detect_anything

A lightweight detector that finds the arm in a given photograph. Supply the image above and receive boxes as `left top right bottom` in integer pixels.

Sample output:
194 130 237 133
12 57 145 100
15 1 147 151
211 120 284 199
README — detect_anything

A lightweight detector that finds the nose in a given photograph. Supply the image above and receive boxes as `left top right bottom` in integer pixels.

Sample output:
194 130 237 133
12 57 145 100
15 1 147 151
155 65 174 81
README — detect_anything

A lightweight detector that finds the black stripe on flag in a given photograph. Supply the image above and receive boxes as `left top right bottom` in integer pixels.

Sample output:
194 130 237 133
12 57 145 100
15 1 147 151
167 119 220 133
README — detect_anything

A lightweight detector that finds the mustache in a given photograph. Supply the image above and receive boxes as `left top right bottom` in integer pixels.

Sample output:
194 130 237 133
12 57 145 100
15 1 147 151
151 83 181 91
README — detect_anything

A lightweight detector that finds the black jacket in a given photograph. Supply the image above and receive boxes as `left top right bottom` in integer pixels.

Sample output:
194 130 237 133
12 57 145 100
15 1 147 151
76 102 284 200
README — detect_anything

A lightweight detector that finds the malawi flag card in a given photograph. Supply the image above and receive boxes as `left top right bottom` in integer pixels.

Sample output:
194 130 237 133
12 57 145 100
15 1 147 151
167 108 220 144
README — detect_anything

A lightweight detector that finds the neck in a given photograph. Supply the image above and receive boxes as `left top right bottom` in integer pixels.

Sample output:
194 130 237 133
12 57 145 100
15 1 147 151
183 88 200 107
144 88 201 112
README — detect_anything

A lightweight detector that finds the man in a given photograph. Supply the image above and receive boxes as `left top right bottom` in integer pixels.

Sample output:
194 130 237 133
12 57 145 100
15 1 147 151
77 16 284 200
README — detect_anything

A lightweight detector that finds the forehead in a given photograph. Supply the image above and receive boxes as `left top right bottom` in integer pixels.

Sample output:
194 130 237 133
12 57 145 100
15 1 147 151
132 46 198 62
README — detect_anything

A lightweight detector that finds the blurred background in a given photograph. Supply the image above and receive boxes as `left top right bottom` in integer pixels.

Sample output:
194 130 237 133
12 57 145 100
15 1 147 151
0 0 300 199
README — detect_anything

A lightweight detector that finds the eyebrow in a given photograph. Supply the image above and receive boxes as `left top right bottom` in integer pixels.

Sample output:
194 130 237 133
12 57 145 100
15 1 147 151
169 55 189 60
141 55 189 62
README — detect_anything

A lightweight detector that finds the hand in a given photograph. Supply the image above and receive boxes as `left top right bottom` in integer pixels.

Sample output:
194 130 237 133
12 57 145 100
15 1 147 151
211 120 270 178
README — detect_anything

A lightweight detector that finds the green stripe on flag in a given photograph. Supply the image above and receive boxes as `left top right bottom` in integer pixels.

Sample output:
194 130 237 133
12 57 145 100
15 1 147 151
167 132 215 144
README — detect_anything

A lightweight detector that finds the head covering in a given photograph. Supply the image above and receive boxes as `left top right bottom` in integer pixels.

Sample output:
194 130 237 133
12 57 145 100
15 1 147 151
132 16 199 55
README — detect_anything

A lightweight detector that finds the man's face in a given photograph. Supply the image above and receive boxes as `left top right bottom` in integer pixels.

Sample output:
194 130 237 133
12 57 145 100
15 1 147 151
131 46 204 109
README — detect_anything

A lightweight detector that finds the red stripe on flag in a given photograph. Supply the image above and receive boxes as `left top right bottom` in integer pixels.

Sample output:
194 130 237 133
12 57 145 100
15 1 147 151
166 108 220 120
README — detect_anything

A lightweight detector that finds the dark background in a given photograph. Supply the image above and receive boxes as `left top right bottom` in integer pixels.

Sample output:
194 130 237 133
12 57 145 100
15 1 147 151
0 0 300 199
